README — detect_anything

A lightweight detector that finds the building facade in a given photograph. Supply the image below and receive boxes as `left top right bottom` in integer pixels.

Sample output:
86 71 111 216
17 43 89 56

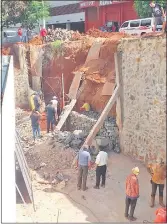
79 0 138 31
46 1 85 32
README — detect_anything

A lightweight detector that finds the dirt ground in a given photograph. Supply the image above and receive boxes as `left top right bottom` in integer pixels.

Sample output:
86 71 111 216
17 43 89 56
16 140 166 223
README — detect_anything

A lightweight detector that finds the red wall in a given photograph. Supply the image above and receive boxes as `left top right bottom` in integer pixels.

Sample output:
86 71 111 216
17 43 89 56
85 0 138 32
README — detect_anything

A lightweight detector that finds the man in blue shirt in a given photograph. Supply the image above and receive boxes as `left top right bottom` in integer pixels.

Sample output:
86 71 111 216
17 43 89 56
76 145 91 191
30 109 41 142
33 92 41 112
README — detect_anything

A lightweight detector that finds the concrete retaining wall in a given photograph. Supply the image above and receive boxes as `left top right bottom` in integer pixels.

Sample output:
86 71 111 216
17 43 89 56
118 36 166 163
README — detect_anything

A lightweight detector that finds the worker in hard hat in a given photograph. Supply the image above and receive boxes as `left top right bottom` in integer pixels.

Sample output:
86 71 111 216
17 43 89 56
147 157 166 208
154 207 167 223
30 92 36 110
80 100 90 112
51 96 59 123
125 167 140 221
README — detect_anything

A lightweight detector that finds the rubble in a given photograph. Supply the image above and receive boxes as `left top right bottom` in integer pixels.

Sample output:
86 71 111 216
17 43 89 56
46 29 82 42
86 28 130 38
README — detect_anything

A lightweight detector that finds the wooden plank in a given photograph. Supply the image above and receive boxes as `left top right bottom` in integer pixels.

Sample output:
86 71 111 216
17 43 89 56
85 38 105 64
84 85 120 145
114 52 123 130
68 72 83 100
101 82 116 96
56 99 77 131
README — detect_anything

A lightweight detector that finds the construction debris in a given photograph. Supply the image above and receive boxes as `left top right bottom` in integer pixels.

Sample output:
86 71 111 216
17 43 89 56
46 29 82 42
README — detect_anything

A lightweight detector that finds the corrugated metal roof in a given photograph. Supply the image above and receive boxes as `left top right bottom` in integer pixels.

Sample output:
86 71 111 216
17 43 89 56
50 3 83 16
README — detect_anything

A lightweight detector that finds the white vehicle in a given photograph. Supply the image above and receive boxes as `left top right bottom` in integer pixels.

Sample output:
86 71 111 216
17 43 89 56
119 18 162 36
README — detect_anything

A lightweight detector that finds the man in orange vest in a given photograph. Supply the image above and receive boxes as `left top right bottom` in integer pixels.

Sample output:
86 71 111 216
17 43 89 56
154 207 167 223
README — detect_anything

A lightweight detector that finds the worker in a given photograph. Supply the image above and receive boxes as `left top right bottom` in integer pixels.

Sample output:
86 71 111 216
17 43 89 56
40 25 47 44
94 146 108 189
147 157 166 208
18 27 23 42
30 109 41 142
33 92 42 112
30 92 36 110
76 145 91 191
45 101 56 133
125 167 140 221
149 1 165 32
51 96 58 113
154 207 167 223
80 101 90 112
51 96 59 123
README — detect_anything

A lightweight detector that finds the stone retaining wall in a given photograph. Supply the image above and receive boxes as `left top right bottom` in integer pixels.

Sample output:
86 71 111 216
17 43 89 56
118 36 166 163
14 45 29 108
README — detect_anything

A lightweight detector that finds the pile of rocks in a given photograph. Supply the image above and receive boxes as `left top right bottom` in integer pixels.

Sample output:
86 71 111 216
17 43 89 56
46 29 81 42
68 111 120 153
54 129 87 150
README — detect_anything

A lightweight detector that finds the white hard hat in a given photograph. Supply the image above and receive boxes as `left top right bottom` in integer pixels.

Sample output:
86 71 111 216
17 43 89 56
53 96 57 99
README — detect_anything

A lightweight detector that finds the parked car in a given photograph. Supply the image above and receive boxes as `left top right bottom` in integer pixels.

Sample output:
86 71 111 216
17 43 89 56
119 18 162 36
2 30 20 44
2 29 38 44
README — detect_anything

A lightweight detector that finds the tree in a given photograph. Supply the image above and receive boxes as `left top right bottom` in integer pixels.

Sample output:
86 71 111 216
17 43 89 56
1 1 50 29
134 0 166 18
1 1 28 27
21 1 50 29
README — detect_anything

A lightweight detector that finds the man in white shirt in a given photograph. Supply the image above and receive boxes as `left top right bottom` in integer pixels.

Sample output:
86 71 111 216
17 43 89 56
94 146 108 189
51 96 58 121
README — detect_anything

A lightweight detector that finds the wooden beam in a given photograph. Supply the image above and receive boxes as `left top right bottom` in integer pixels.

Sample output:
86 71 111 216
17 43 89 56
84 85 120 145
56 99 77 131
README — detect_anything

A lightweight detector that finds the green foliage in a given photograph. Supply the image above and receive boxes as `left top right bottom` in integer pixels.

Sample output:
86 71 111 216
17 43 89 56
134 0 166 18
1 1 28 27
2 1 50 29
51 40 62 49
22 1 50 29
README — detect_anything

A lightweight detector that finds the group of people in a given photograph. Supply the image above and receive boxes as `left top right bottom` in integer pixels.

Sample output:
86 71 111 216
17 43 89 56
30 92 59 142
76 145 166 222
17 26 31 43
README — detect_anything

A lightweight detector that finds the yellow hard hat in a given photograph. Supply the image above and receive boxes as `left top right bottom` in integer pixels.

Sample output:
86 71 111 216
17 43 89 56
132 167 140 175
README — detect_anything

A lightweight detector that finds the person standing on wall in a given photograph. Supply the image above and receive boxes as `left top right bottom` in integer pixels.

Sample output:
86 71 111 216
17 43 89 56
30 109 41 143
18 27 23 42
125 167 140 221
45 101 56 133
76 145 91 191
147 157 166 208
94 146 108 189
40 25 47 44
149 1 165 32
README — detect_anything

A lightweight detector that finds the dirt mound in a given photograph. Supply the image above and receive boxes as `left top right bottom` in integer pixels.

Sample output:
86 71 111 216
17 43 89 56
86 28 130 38
25 139 76 179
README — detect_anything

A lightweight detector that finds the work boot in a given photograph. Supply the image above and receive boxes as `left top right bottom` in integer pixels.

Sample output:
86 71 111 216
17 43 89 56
150 195 155 208
94 186 99 189
159 196 165 207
